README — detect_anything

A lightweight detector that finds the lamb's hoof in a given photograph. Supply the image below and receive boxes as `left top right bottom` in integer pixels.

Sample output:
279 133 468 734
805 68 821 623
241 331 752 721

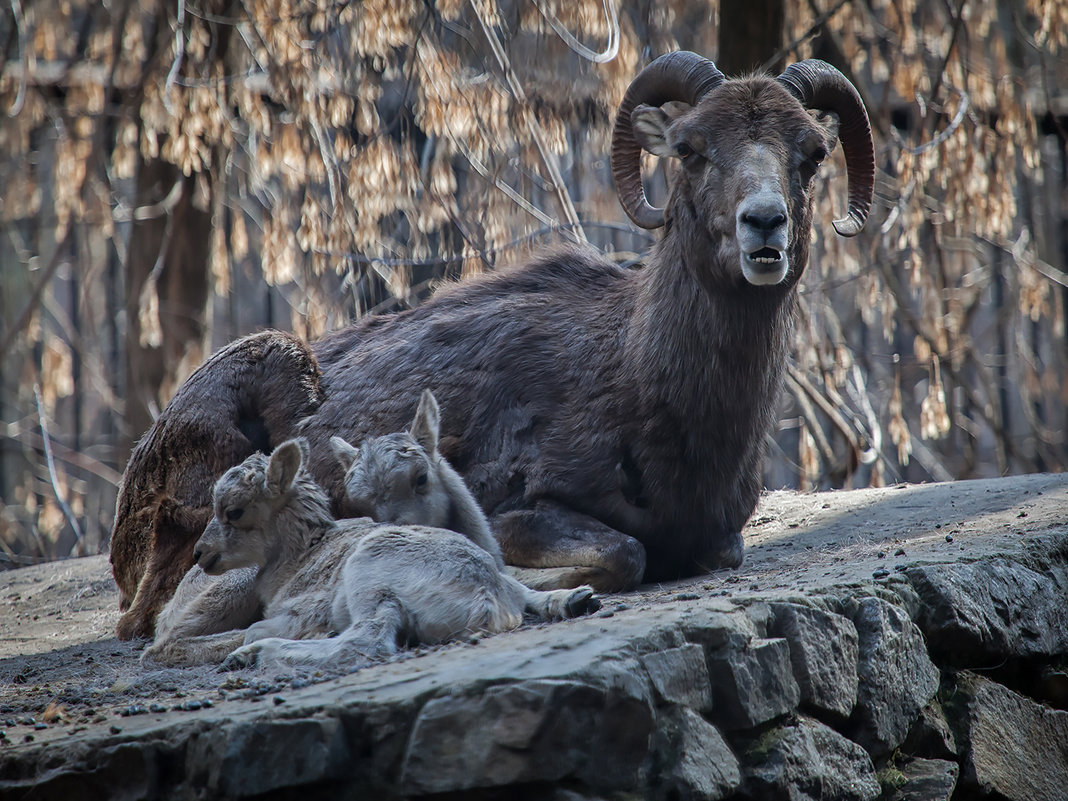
221 646 258 671
566 586 600 617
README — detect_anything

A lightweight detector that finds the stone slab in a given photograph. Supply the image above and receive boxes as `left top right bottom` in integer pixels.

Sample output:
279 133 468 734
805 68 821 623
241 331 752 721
1 472 1067 798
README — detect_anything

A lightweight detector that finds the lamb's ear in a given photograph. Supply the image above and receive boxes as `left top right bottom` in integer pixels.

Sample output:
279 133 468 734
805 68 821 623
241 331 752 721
410 389 440 453
330 436 359 470
266 438 306 496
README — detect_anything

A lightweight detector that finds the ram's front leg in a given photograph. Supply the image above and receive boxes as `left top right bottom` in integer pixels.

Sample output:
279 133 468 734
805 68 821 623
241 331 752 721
492 500 646 592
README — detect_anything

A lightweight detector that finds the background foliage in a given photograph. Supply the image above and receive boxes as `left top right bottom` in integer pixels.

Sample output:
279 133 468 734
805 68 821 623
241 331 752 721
1 0 1067 563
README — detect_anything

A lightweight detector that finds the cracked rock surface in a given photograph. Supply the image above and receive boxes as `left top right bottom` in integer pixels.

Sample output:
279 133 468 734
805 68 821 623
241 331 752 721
1 472 1067 800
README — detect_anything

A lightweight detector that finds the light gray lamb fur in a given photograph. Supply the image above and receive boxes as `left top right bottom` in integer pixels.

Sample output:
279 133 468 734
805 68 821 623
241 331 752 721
144 407 597 670
330 389 505 568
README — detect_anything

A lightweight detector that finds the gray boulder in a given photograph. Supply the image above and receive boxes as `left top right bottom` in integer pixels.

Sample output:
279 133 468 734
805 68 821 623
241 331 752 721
842 596 939 755
907 560 1068 664
399 678 654 795
770 602 859 718
651 707 741 801
706 637 801 730
883 758 959 801
954 672 1068 801
743 714 880 801
641 643 713 711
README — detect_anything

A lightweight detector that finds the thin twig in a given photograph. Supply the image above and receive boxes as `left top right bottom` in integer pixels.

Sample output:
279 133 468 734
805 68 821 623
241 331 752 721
530 0 620 63
7 0 26 116
469 0 587 243
163 0 187 115
33 385 84 545
2 425 122 485
0 230 73 359
891 85 969 155
762 0 851 72
786 372 838 468
927 0 968 121
0 551 53 566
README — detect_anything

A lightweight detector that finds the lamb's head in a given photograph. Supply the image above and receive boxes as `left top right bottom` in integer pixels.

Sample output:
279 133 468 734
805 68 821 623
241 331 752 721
611 52 874 289
331 389 449 528
193 438 309 574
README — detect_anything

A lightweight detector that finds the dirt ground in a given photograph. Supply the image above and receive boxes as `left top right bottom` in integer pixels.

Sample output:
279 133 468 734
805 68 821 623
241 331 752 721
1 471 1064 752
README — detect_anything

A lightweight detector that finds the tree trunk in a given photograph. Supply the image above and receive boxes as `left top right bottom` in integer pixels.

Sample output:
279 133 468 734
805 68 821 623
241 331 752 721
717 0 785 75
122 160 212 454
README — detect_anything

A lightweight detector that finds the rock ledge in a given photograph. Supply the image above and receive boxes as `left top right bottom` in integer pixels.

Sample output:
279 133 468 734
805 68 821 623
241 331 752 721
2 472 1067 800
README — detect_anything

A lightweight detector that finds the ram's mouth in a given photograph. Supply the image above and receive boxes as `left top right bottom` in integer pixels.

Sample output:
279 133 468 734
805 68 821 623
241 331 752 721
741 248 789 286
747 247 783 264
198 551 221 573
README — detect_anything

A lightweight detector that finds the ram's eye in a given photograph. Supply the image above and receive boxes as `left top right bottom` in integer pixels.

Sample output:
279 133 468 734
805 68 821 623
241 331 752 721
674 141 694 160
414 473 428 489
810 146 828 165
225 507 244 523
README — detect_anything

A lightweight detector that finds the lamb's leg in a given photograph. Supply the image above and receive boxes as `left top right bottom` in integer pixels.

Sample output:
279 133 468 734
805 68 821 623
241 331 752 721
222 596 406 671
144 630 250 667
142 567 261 667
242 613 307 644
492 500 646 592
507 574 601 621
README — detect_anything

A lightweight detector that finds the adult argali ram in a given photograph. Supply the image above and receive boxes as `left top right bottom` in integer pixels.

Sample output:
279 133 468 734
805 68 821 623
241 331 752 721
111 52 874 639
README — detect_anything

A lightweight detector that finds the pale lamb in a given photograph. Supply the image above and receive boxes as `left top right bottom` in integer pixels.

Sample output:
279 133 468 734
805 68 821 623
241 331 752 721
329 389 504 567
144 435 598 670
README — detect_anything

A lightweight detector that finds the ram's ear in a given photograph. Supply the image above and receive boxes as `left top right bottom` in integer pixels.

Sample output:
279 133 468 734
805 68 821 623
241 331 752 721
811 110 840 149
410 389 440 454
266 438 305 495
331 436 359 471
631 104 676 159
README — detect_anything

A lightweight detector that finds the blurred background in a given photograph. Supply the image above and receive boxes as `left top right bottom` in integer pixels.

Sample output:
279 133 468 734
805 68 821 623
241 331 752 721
1 0 1066 564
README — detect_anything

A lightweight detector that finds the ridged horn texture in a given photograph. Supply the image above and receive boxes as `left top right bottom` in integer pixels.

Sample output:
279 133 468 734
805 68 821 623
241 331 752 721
611 51 726 229
777 59 875 237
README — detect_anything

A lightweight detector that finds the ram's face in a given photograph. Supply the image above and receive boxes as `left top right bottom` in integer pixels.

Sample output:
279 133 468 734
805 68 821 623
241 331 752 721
633 80 839 289
193 457 274 574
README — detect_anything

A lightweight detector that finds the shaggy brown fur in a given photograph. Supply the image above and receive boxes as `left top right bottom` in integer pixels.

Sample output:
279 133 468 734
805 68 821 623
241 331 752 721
110 57 873 638
111 331 324 639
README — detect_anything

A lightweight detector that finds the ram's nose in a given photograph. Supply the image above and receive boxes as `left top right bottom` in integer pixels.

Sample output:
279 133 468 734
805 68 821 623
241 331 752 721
738 196 788 239
740 208 787 233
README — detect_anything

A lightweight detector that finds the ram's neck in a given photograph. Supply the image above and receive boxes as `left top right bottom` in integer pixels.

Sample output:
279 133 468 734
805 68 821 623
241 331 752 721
628 231 798 429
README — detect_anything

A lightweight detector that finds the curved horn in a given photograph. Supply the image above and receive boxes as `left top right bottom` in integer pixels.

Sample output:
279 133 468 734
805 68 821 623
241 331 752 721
777 59 875 237
611 51 726 229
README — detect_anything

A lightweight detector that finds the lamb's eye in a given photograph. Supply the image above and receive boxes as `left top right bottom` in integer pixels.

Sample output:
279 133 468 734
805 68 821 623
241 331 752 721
414 473 428 489
225 507 244 523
